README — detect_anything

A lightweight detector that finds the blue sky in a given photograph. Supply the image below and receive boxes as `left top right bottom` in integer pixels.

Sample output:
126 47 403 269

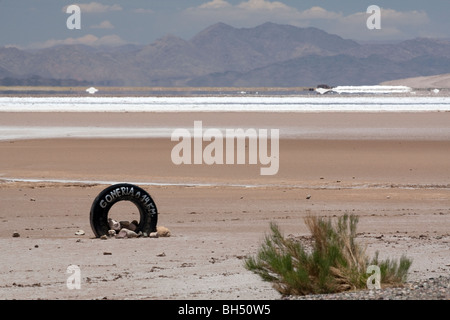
1 0 450 48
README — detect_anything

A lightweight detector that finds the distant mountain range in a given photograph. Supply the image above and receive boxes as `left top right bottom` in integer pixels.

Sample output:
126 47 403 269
2 22 450 87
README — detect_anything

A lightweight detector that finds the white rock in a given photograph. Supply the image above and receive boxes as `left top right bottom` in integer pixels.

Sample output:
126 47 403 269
108 218 121 231
116 228 138 239
75 230 85 236
86 87 98 94
315 88 331 95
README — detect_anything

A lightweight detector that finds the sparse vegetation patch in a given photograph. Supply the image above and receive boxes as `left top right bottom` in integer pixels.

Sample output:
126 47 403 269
245 214 412 296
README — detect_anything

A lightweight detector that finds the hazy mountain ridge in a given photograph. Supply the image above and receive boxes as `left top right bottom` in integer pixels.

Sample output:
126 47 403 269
1 22 450 87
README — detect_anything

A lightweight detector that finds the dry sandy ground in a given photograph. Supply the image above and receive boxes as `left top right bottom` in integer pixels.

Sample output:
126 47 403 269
0 112 449 300
381 73 450 89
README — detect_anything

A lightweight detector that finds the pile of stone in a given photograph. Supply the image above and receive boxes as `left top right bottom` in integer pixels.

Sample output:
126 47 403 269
103 218 170 239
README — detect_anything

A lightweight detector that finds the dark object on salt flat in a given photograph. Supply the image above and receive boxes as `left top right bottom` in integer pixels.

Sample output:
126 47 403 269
90 183 158 238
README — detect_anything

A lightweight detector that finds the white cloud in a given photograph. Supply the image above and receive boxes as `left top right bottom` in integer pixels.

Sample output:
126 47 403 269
28 34 127 49
297 6 342 20
91 20 114 29
185 0 296 28
62 2 123 14
184 1 430 40
377 9 429 26
199 0 231 9
93 34 126 46
332 8 429 40
236 0 289 11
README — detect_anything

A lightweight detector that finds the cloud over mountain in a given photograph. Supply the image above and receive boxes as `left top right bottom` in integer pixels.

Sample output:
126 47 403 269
62 2 123 13
184 2 430 41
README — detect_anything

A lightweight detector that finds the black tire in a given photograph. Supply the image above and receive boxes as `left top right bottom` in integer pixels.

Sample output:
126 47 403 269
90 183 158 238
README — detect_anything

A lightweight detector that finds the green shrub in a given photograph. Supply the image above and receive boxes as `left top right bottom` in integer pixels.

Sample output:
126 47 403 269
245 214 412 296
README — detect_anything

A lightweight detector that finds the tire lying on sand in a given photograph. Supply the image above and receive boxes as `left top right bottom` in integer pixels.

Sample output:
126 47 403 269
90 183 158 238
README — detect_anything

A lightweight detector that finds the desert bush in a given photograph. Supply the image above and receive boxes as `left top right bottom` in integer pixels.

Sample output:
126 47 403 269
245 214 412 296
